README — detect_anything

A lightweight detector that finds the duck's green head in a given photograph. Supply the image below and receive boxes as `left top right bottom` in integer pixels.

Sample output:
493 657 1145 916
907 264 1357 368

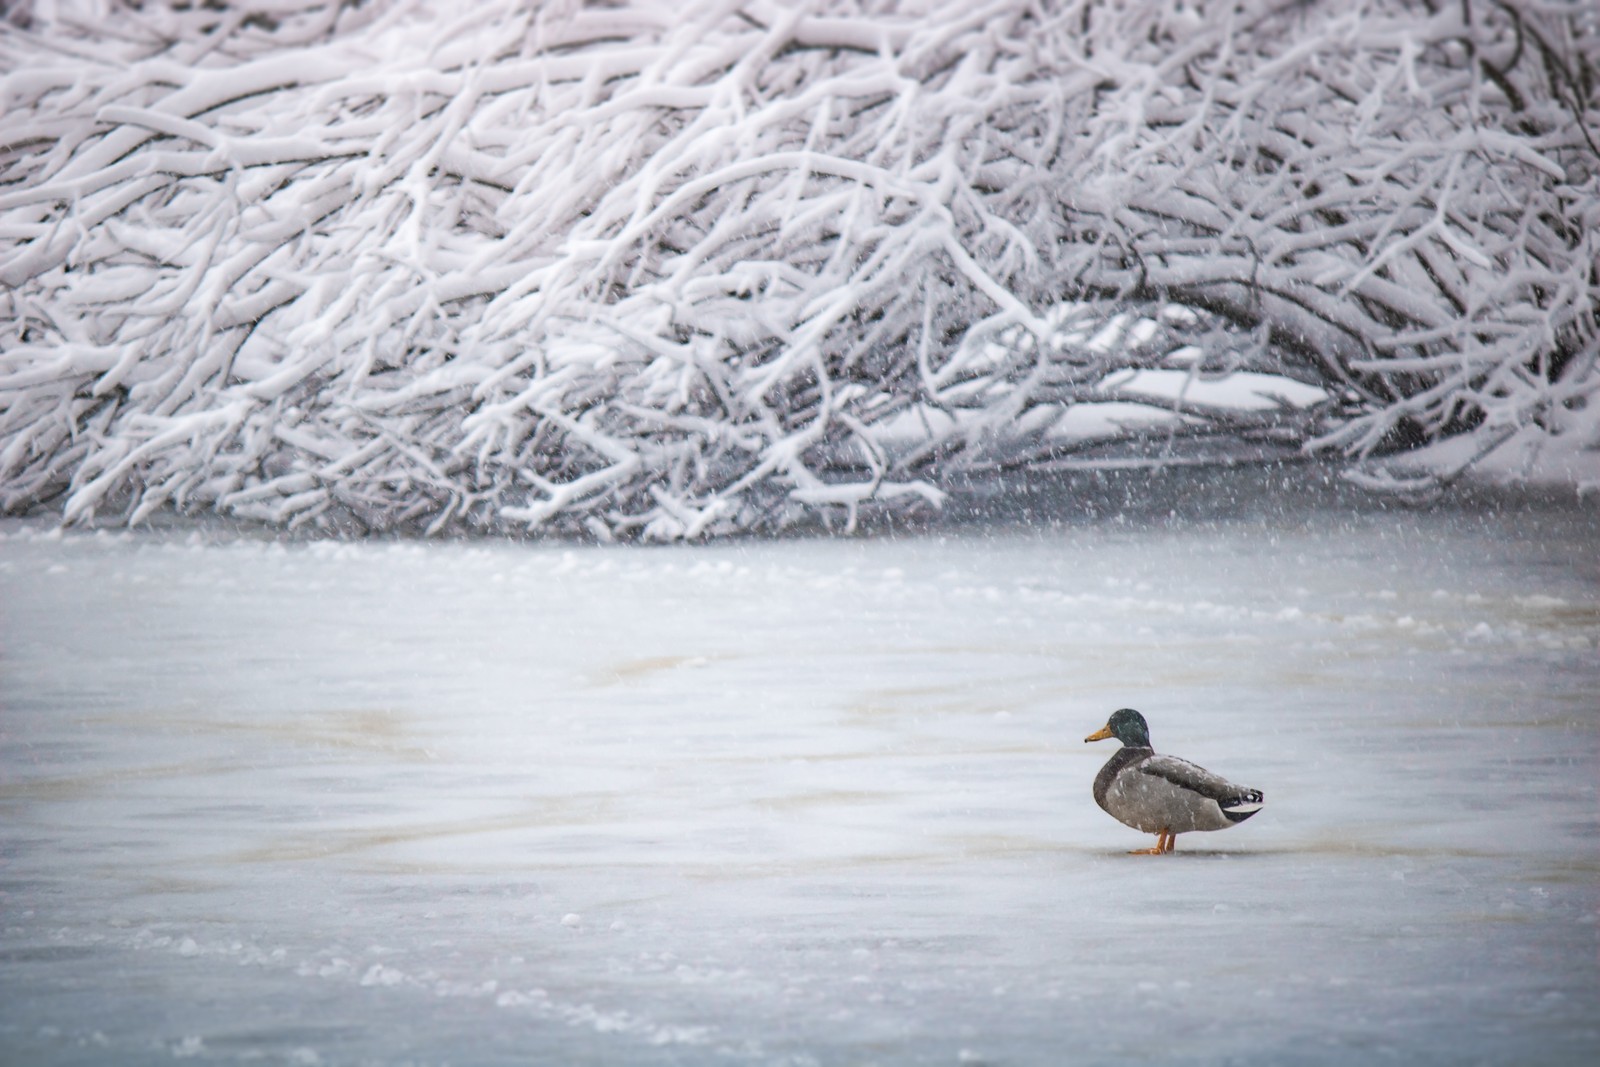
1084 708 1151 748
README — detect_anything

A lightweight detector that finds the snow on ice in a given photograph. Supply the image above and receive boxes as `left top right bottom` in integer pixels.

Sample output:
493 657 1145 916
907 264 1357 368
1 485 1597 1064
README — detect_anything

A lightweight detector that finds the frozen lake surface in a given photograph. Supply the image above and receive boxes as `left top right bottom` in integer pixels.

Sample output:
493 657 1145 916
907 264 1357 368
3 479 1598 1065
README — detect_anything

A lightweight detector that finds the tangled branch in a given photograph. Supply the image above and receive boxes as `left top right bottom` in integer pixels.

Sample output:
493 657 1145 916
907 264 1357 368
1 0 1595 537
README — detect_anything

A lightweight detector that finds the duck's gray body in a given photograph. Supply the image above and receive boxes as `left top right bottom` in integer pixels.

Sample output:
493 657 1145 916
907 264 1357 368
1092 745 1262 834
1085 708 1263 851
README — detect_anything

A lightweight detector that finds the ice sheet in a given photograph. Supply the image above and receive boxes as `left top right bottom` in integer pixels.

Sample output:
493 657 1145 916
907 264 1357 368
2 495 1597 1065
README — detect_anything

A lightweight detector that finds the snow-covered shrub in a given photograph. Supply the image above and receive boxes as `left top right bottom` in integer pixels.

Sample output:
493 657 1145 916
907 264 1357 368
1 0 1595 537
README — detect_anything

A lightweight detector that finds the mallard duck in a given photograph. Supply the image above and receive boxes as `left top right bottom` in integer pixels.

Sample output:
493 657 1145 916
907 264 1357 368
1084 708 1263 854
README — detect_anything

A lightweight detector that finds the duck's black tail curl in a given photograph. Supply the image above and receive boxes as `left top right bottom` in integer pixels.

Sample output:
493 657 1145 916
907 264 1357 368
1220 788 1265 823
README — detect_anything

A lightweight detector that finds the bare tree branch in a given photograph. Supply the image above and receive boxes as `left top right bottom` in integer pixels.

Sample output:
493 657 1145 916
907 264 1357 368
2 0 1595 537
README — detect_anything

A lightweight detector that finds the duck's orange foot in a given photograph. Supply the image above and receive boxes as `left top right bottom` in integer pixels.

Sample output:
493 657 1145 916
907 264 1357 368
1129 829 1176 855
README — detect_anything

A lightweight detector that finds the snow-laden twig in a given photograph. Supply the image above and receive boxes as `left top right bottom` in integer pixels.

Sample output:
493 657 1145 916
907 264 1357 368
1 0 1595 537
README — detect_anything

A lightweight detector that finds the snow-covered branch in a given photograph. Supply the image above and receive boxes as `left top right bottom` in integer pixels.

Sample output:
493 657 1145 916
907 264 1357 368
2 0 1595 537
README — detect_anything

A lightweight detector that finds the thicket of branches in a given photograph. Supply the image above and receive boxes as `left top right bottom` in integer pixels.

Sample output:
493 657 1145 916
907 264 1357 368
2 0 1595 537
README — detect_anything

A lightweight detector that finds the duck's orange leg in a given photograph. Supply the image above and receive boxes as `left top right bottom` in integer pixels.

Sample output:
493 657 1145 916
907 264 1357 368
1129 829 1174 855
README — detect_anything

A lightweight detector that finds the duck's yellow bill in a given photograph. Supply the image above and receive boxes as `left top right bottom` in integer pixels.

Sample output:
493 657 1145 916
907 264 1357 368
1084 724 1114 742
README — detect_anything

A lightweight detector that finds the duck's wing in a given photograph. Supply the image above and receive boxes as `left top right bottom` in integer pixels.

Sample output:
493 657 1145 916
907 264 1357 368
1139 754 1264 814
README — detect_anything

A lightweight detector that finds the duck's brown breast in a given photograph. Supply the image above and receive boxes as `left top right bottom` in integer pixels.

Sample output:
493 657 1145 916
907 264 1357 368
1092 745 1153 812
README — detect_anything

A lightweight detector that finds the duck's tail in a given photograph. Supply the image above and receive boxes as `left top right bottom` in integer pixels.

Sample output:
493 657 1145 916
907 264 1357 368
1220 788 1264 823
